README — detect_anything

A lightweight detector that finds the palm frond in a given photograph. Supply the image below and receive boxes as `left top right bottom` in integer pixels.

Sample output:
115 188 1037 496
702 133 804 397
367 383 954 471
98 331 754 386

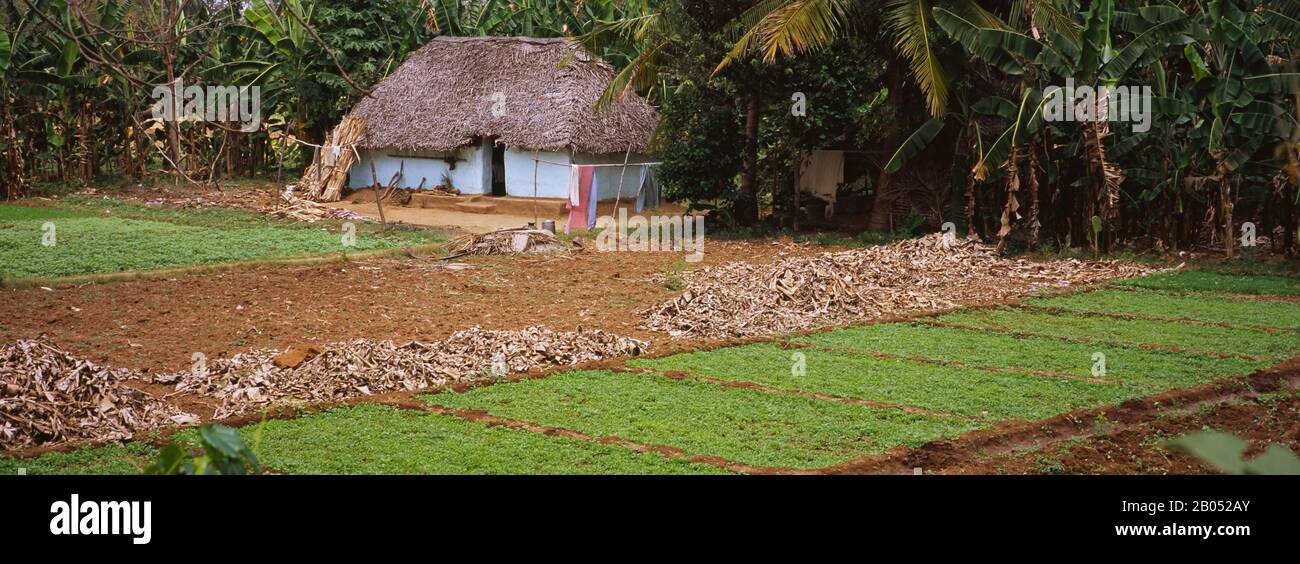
887 0 948 116
713 0 853 78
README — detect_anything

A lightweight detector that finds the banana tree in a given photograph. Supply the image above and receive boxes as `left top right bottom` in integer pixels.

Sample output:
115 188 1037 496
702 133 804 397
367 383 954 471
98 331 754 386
885 1 1194 251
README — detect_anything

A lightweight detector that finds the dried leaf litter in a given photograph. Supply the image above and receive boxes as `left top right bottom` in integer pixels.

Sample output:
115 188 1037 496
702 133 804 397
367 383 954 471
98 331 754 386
151 326 647 419
643 233 1162 338
0 339 195 450
4 327 647 448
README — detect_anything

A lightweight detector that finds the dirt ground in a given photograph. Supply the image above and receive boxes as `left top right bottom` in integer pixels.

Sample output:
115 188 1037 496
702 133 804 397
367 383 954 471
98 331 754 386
328 197 692 233
0 239 801 372
972 393 1300 474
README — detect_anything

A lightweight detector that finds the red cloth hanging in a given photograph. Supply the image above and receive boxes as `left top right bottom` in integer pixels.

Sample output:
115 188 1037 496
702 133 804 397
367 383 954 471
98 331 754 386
565 165 595 233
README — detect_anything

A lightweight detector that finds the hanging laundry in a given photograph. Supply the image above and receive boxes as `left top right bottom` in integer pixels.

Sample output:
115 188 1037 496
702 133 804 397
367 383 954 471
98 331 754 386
798 150 844 218
567 164 582 206
586 172 600 230
565 165 595 233
634 165 660 213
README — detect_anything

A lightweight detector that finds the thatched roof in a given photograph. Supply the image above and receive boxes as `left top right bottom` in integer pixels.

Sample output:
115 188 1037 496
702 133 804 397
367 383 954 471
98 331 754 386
349 36 658 154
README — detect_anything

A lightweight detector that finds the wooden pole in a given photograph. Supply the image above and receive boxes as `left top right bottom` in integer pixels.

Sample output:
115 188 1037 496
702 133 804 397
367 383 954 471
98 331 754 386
610 145 632 220
533 150 540 228
365 132 388 231
793 152 802 232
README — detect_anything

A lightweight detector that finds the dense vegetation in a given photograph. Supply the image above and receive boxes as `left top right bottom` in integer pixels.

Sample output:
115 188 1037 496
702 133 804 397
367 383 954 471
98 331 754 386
2 0 1297 255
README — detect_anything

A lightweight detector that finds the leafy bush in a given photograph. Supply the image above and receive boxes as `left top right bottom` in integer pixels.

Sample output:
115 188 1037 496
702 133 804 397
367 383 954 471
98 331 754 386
1168 431 1300 475
144 425 261 475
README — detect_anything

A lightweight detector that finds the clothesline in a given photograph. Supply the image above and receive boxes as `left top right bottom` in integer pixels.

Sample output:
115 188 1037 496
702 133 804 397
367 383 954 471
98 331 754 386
282 136 360 150
532 157 663 168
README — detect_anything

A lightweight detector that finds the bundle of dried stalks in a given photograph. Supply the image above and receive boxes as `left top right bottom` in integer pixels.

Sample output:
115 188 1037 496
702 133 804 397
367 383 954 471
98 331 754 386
0 339 194 450
268 186 368 223
153 326 647 419
299 116 367 202
644 233 1160 338
449 228 562 255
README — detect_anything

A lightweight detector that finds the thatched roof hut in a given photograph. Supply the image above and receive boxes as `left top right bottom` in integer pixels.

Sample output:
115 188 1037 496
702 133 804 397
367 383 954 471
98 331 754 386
351 36 658 154
313 35 661 203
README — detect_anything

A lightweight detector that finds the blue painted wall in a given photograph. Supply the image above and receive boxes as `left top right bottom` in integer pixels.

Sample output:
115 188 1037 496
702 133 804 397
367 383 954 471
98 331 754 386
349 145 488 193
349 143 650 201
503 149 570 198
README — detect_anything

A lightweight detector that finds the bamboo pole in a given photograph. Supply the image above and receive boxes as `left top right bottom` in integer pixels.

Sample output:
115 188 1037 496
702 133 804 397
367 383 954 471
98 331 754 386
365 131 388 231
610 145 632 220
533 151 540 229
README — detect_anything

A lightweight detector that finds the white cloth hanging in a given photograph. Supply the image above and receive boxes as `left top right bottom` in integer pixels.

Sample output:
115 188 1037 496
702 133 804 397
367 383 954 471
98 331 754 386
567 165 581 206
798 150 844 205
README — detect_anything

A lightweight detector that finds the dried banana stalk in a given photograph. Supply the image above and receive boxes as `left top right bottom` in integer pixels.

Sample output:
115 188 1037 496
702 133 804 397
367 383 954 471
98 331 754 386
644 233 1160 338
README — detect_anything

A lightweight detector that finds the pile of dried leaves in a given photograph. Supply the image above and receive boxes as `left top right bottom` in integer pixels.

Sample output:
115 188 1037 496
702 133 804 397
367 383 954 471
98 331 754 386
1 339 194 450
268 186 369 223
153 326 648 419
644 233 1161 338
450 228 562 256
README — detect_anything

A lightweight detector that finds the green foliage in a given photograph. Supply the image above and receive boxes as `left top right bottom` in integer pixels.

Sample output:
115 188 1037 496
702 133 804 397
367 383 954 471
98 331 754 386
0 443 156 475
1169 431 1300 475
1029 288 1300 330
799 323 1263 386
935 306 1300 362
423 370 982 469
238 404 727 474
0 203 440 279
631 343 1143 420
145 424 261 475
1118 271 1300 296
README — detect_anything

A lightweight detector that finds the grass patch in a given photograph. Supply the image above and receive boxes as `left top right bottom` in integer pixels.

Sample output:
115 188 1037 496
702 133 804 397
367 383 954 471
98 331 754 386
422 370 983 469
797 324 1263 388
237 404 726 474
0 442 156 475
934 307 1300 362
630 343 1145 420
1117 271 1300 295
0 203 439 279
1029 288 1300 330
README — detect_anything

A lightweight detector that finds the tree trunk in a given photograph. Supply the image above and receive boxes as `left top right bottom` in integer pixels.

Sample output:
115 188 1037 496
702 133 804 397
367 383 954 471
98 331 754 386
867 56 907 232
736 80 761 225
867 167 895 231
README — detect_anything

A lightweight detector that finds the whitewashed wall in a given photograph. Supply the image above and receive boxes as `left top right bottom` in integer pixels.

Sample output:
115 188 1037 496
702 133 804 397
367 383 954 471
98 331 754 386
503 148 571 198
349 145 488 193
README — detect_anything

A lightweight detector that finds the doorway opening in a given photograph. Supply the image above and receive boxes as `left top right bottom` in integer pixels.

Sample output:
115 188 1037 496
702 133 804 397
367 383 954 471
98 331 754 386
490 139 506 197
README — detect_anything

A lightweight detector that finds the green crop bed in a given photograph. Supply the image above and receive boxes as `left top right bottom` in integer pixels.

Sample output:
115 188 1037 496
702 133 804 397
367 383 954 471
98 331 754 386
1117 271 1300 295
0 203 439 279
797 324 1263 387
629 343 1144 420
0 443 157 475
932 307 1300 362
422 370 983 469
1028 288 1300 330
239 404 727 474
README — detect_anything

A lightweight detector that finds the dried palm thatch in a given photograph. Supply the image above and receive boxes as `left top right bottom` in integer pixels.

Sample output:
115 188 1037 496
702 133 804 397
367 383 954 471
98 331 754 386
153 327 648 419
1 339 194 450
643 233 1161 339
450 228 561 255
299 116 367 201
348 37 658 155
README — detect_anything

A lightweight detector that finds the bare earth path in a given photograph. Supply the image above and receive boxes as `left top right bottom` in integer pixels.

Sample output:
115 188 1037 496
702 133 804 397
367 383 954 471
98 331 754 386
0 240 798 372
